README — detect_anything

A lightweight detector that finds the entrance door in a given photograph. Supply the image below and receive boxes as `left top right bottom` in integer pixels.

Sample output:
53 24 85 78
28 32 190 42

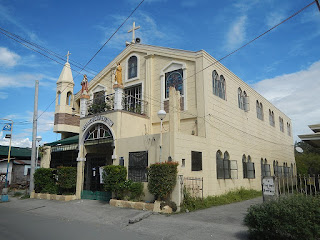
81 149 112 201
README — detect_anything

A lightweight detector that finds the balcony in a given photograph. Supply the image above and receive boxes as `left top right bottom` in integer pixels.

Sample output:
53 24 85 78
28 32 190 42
86 93 148 117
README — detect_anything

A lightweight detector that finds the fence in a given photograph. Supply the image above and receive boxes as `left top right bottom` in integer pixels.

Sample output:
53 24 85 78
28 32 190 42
182 177 203 199
277 175 320 196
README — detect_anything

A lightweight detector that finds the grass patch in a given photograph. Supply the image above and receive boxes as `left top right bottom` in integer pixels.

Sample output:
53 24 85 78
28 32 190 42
181 188 261 212
13 192 23 197
20 194 30 199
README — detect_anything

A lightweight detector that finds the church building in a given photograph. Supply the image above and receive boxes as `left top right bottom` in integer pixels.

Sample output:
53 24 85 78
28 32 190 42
41 23 295 204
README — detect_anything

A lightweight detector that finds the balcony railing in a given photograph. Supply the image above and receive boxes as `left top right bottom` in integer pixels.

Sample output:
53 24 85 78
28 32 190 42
86 93 148 116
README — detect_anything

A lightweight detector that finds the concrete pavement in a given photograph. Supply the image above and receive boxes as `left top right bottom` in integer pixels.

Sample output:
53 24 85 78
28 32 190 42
0 196 262 240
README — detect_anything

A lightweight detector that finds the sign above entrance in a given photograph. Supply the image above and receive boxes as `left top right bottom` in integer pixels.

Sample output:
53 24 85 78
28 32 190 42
83 115 114 131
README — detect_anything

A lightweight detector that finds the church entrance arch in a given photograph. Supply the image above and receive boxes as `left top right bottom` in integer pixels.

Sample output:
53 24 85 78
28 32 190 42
81 122 114 201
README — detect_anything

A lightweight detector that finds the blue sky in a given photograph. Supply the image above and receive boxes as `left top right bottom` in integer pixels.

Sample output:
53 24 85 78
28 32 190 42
0 0 319 147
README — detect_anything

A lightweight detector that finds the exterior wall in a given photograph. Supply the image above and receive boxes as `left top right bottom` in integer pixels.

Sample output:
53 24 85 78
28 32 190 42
0 161 13 185
41 146 51 168
71 44 295 201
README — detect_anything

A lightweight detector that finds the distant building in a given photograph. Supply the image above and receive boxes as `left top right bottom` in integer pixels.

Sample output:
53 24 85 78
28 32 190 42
0 145 32 188
298 124 320 148
42 40 295 204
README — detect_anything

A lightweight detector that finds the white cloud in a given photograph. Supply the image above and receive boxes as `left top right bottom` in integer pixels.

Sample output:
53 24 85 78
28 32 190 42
0 73 53 89
0 132 32 148
266 11 285 28
0 47 21 67
226 15 247 50
253 60 320 141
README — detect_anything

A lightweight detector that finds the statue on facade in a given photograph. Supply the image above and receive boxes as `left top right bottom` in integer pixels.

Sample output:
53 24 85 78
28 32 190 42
114 63 123 86
81 74 88 94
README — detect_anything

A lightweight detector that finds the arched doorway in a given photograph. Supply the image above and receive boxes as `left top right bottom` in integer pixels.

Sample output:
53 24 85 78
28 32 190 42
81 123 114 200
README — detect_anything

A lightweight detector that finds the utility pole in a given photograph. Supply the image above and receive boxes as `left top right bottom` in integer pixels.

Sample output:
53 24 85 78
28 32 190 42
29 80 39 194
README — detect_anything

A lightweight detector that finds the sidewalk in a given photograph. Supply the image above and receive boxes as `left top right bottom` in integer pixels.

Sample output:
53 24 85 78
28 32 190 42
0 196 262 240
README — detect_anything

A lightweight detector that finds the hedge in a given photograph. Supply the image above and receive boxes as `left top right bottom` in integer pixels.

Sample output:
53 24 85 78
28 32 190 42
244 195 320 240
148 162 178 200
34 168 57 194
102 165 127 198
57 167 77 194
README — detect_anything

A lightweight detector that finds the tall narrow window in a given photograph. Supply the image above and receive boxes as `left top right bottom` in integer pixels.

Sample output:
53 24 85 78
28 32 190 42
212 70 219 96
256 101 264 120
238 88 244 109
66 91 72 105
247 155 255 179
128 56 138 79
165 69 183 98
216 150 224 179
191 151 202 171
212 70 226 100
287 122 291 136
269 110 275 126
223 151 230 179
242 154 247 178
279 117 284 132
124 84 142 114
57 91 61 105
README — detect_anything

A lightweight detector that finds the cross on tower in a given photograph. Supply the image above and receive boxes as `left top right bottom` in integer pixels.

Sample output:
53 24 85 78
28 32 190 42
128 22 140 43
66 51 71 63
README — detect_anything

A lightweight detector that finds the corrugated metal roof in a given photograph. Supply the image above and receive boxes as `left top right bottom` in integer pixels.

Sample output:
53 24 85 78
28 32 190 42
0 145 31 157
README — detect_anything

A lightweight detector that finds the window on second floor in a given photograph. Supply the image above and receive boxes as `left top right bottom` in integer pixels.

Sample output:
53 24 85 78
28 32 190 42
128 56 138 79
238 88 244 110
269 110 275 127
256 101 264 120
287 122 291 136
279 117 284 132
212 70 226 100
165 69 183 99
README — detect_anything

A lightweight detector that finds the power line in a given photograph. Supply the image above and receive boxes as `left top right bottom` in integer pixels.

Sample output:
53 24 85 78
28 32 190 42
35 0 145 121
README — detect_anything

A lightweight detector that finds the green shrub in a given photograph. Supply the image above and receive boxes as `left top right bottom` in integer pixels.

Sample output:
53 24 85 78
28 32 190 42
129 182 144 201
34 168 57 194
57 167 77 194
160 200 177 212
148 162 178 200
181 188 261 212
102 165 127 198
244 195 320 240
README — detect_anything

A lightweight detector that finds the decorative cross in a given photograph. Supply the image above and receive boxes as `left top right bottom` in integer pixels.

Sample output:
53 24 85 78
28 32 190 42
66 51 71 63
128 22 140 43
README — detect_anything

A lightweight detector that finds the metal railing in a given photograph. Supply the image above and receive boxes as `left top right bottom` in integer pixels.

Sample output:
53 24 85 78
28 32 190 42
183 177 203 199
86 93 148 116
277 175 320 196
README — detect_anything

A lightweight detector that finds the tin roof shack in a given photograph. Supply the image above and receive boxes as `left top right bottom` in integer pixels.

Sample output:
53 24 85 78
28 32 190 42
0 146 32 188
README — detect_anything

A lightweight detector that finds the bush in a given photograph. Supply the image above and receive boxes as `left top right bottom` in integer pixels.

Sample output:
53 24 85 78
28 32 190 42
57 167 77 194
244 195 320 240
34 168 57 194
129 182 144 201
102 165 127 198
148 162 178 200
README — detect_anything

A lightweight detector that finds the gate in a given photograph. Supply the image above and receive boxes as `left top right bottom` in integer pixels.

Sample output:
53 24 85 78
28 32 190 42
182 177 203 199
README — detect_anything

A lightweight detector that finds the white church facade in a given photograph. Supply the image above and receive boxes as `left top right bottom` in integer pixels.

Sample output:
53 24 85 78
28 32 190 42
41 33 295 204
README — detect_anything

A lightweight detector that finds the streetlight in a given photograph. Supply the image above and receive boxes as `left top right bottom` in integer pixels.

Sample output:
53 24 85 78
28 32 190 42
157 110 166 163
36 136 42 169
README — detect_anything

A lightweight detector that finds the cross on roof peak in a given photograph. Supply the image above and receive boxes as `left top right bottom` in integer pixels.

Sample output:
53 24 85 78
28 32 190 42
66 51 71 63
128 22 140 43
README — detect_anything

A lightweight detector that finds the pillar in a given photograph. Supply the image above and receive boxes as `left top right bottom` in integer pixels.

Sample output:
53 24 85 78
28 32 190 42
76 144 86 199
113 85 124 110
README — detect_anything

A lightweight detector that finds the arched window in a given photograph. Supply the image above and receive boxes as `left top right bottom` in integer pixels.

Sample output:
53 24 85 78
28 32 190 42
279 117 284 132
220 75 226 100
165 69 183 98
256 101 263 120
260 103 264 120
66 91 72 106
57 91 61 105
261 158 265 177
212 70 219 96
84 124 113 141
269 110 275 126
287 122 291 136
128 56 138 79
216 150 223 179
238 88 243 109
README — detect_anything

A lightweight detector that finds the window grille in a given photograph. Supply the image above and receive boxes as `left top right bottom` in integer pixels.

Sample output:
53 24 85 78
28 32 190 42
124 84 142 113
191 151 202 171
128 151 148 182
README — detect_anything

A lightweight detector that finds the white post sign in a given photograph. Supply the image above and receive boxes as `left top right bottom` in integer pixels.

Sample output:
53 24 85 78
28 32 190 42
262 177 275 196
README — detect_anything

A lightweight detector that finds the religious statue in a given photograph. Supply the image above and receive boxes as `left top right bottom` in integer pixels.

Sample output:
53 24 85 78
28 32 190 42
81 74 88 94
114 63 123 86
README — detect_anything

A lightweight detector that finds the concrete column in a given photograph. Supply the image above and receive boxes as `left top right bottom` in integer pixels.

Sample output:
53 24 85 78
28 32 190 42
80 96 89 118
113 85 124 110
195 56 206 137
40 146 51 168
169 87 180 159
75 144 86 199
145 54 154 131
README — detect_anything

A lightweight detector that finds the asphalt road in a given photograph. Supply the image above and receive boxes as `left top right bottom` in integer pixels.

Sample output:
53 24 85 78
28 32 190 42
0 196 262 240
0 207 153 240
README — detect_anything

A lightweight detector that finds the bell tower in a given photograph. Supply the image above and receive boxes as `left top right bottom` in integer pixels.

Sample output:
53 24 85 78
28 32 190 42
53 52 79 139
